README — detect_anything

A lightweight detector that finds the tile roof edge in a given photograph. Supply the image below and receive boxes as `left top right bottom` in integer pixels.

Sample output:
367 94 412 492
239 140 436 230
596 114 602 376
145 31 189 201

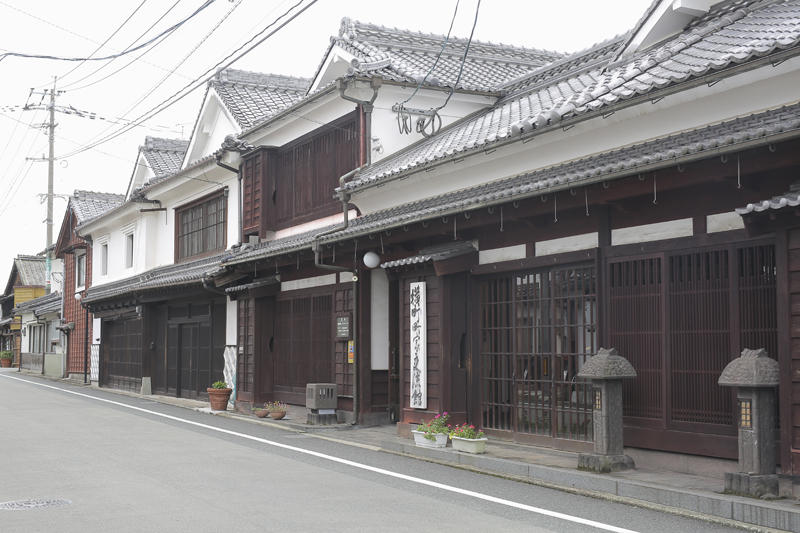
344 43 800 195
239 82 340 138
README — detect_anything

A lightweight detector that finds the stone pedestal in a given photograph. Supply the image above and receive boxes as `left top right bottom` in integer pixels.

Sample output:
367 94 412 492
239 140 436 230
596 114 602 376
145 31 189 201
719 348 780 498
576 348 637 473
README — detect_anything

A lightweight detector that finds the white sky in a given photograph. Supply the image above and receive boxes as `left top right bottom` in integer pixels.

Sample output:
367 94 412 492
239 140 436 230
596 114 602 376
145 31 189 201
0 0 650 284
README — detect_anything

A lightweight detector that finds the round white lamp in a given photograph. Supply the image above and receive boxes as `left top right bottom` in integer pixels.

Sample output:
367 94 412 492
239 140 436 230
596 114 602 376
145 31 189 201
74 293 82 301
363 251 380 269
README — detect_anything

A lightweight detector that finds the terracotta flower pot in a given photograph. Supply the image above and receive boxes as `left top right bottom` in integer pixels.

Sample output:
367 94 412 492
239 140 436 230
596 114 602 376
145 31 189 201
253 410 270 418
0 359 11 368
269 411 286 420
207 388 232 411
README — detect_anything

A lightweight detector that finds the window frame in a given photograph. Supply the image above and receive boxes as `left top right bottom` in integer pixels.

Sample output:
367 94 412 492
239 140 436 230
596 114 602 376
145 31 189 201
101 242 108 276
125 233 134 269
75 251 86 291
174 190 228 263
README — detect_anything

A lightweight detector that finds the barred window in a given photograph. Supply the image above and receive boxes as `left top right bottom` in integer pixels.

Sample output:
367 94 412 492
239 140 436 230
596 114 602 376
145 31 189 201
176 192 226 261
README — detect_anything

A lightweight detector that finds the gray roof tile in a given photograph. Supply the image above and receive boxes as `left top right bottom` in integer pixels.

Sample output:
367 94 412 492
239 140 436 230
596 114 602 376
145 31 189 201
140 136 188 179
342 0 800 193
84 254 225 304
14 290 61 316
326 18 564 93
736 180 800 214
380 241 476 268
212 68 311 130
14 256 45 286
70 190 125 225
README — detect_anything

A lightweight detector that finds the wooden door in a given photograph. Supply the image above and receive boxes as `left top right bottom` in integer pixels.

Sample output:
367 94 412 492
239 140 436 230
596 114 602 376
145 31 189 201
479 265 595 450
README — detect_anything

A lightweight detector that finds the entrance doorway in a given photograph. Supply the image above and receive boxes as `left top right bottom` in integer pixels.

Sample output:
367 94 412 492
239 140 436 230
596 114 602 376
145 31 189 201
480 264 596 450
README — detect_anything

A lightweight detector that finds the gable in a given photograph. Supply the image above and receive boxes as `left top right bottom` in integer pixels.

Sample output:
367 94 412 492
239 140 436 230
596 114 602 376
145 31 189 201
183 90 239 168
617 0 717 59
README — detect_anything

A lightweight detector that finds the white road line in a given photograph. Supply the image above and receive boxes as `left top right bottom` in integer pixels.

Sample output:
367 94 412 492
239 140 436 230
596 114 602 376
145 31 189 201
1 373 639 533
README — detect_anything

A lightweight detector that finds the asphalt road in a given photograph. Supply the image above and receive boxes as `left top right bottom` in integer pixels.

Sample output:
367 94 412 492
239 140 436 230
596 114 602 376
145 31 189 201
0 370 746 533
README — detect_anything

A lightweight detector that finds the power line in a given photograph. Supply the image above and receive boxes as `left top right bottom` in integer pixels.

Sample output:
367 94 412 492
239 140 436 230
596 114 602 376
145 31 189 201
0 0 216 65
55 0 149 86
57 0 319 160
58 0 244 152
60 0 183 90
0 2 194 87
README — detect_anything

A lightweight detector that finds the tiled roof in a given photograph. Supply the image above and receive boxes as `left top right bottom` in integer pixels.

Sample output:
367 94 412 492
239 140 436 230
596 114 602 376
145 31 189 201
14 256 45 286
736 180 800 214
225 276 280 293
342 0 800 193
14 290 61 316
211 68 311 130
140 136 188 179
224 100 800 266
70 190 125 225
380 241 476 268
84 254 225 304
322 18 563 93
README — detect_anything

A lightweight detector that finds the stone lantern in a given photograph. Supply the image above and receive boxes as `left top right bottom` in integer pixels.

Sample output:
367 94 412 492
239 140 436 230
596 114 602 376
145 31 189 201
718 348 779 498
577 348 637 473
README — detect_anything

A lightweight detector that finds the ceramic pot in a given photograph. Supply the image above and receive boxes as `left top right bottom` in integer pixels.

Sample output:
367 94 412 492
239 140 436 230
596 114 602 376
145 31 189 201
451 436 488 454
253 409 270 418
0 359 11 368
270 411 286 420
411 430 448 448
207 388 232 411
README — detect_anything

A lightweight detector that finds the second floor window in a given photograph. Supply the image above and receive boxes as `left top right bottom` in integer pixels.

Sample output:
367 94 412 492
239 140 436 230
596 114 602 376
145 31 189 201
176 191 226 261
76 252 86 289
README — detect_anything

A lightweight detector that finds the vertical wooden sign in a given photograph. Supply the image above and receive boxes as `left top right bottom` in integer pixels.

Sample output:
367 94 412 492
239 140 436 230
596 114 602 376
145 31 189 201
409 281 427 409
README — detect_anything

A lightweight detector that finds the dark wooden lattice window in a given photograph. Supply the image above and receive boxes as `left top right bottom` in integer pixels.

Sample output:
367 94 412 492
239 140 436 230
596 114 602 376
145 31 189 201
176 191 226 261
608 242 777 434
273 111 361 229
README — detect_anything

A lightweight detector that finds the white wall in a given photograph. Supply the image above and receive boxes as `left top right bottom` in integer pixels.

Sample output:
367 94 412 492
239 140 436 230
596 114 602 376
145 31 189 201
370 268 389 371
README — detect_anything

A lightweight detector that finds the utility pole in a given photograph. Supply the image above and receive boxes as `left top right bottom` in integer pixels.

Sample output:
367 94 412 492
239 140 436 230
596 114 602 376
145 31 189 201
46 77 55 294
26 77 62 294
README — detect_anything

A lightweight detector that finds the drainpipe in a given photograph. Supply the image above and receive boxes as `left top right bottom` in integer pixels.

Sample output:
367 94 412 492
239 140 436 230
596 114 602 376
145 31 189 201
313 164 368 425
337 77 381 166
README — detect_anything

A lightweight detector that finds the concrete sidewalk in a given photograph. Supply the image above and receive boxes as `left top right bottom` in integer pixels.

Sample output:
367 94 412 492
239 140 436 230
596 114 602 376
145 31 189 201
11 370 800 533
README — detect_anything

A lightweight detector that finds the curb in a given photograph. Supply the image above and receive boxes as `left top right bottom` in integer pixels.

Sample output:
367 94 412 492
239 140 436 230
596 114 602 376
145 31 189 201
381 440 800 533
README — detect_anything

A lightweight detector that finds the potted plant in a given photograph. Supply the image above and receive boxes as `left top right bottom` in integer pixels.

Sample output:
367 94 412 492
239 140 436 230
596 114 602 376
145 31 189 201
411 412 449 448
0 351 12 368
449 423 488 454
207 381 232 411
266 401 288 420
252 403 271 418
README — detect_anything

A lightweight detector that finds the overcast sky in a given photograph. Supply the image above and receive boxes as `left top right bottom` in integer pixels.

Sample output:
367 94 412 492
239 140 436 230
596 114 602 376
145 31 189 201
0 0 650 284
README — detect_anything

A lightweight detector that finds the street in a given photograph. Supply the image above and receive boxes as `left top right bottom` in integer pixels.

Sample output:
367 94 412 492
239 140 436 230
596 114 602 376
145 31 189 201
1 371 745 533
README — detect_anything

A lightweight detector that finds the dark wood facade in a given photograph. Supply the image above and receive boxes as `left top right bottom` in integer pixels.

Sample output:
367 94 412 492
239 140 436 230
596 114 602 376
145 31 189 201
96 293 226 398
241 109 364 241
371 139 798 461
55 208 93 375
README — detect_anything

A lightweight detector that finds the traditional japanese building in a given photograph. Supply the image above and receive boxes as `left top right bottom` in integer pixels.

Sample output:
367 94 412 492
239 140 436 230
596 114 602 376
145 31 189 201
55 190 124 381
0 255 47 368
213 0 800 477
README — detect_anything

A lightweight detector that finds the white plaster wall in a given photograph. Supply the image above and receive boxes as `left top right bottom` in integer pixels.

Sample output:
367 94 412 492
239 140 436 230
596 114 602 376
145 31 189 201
49 258 64 293
370 268 389 371
612 219 693 246
281 274 337 292
352 58 800 215
707 212 745 233
369 86 497 166
226 298 237 346
536 233 599 256
478 244 526 265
